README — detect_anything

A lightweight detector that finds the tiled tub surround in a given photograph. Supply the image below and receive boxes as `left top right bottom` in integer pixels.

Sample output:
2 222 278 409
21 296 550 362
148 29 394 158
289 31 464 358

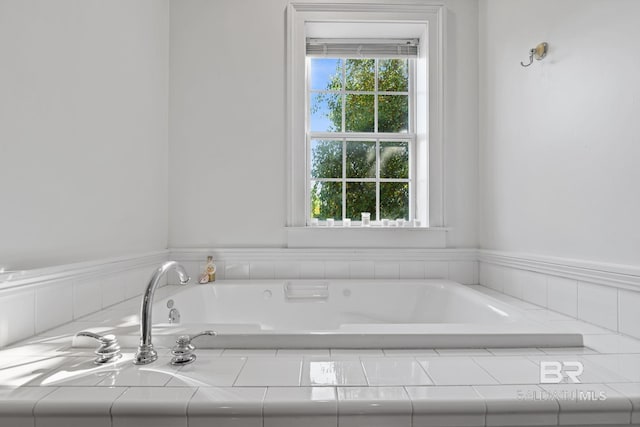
3 249 640 425
479 250 640 340
0 251 170 348
3 288 640 426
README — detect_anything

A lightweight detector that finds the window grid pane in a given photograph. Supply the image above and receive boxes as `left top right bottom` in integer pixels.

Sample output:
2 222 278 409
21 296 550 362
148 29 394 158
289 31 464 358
307 56 414 223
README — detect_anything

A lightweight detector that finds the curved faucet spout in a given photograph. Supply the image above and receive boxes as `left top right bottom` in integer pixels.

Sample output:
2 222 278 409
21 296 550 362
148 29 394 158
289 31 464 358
134 261 190 365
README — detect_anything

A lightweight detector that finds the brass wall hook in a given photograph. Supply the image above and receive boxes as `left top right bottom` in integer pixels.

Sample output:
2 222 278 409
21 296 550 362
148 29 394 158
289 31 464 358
521 42 548 67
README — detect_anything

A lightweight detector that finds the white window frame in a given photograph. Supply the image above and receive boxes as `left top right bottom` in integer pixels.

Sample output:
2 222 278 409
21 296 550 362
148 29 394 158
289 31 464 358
286 2 446 248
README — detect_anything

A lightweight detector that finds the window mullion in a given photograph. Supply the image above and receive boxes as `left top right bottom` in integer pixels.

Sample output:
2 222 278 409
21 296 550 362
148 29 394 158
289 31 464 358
342 138 346 220
376 139 380 221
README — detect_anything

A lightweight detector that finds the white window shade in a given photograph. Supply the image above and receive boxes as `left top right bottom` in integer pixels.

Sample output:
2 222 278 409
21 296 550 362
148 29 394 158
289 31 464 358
306 38 419 58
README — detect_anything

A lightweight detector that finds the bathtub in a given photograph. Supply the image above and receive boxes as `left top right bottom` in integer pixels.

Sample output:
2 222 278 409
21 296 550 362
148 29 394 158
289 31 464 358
92 279 583 349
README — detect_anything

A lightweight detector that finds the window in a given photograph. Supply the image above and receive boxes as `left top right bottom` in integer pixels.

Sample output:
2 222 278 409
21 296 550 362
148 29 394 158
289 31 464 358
286 3 445 247
308 51 415 224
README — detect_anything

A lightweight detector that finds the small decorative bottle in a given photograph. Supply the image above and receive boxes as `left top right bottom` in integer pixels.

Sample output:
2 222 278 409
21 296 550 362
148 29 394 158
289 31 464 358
205 256 216 282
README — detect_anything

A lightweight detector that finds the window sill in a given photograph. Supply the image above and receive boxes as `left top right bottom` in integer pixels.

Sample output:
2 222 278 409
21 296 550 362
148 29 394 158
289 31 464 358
286 226 449 249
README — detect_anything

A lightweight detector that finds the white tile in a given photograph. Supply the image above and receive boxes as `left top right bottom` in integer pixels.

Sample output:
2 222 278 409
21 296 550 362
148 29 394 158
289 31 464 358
480 264 504 292
539 347 597 355
473 356 540 384
398 261 424 279
382 349 438 357
35 386 126 427
581 353 640 382
349 261 374 279
0 289 35 347
301 357 367 386
278 349 331 357
519 270 547 308
406 386 485 427
188 387 265 427
374 262 399 279
577 281 618 331
337 386 411 427
0 386 57 427
249 262 275 279
0 341 74 358
300 262 325 279
111 387 196 427
547 275 578 318
448 261 477 285
324 262 350 279
225 263 250 280
435 348 492 356
418 357 497 386
330 349 384 357
26 356 115 386
122 268 148 299
35 280 74 334
96 357 180 387
167 356 246 387
234 357 302 386
362 357 432 386
541 383 631 425
583 333 640 354
474 385 558 426
73 277 103 319
264 387 337 427
619 288 640 340
0 356 71 387
501 268 523 299
222 349 277 357
101 272 127 308
487 347 545 356
479 263 496 289
424 261 449 279
608 382 640 424
274 262 300 279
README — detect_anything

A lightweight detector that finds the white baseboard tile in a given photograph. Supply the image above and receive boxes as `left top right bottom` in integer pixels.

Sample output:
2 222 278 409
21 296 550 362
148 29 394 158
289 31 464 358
448 261 477 285
73 276 103 319
170 248 478 284
520 270 547 308
35 279 74 335
479 250 640 336
546 276 578 318
0 250 169 348
0 288 35 347
618 288 640 340
577 281 619 331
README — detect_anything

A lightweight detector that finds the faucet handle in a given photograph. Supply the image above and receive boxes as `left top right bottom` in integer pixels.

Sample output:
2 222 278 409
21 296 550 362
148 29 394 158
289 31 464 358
170 330 216 365
76 331 123 364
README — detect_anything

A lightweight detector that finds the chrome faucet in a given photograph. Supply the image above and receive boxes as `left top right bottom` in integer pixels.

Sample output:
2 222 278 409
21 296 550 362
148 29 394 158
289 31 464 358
134 261 190 365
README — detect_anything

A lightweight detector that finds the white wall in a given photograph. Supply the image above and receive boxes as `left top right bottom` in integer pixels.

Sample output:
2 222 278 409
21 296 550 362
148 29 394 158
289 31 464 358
479 0 640 265
0 0 170 270
169 0 479 249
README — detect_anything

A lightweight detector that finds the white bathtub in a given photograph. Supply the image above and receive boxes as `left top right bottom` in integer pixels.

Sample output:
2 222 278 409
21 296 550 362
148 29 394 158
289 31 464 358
98 279 583 349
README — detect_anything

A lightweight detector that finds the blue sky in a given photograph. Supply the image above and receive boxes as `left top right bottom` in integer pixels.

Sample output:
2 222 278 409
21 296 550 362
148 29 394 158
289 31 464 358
309 58 341 132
